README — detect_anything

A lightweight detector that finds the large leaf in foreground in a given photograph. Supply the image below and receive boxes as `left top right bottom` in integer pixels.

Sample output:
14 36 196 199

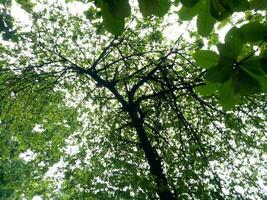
197 0 216 37
240 22 267 42
180 0 199 8
138 0 170 17
193 50 219 68
101 0 131 35
219 79 236 110
224 27 244 58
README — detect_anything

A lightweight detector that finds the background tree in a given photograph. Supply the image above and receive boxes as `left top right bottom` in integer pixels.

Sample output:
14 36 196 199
0 0 267 199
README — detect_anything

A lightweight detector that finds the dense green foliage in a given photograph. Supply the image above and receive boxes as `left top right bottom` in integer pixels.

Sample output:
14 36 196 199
0 0 267 199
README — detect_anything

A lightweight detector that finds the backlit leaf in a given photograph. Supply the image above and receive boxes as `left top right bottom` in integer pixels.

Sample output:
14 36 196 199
210 0 231 20
224 0 249 12
240 22 267 42
217 43 237 65
249 0 267 10
232 67 261 95
180 0 199 8
224 27 244 58
241 58 265 75
260 50 267 73
15 0 35 13
219 79 235 110
197 0 216 36
195 82 218 96
138 0 170 17
205 65 230 83
101 0 131 35
178 3 200 21
210 0 249 20
193 50 219 68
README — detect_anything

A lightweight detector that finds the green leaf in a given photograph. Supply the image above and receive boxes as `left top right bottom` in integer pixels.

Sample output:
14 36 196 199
261 49 267 58
240 62 267 93
210 0 231 20
2 30 16 41
249 0 267 10
178 3 200 21
193 50 219 68
0 0 11 6
224 0 249 12
253 75 267 92
15 0 35 13
241 58 265 75
219 79 236 110
205 65 231 83
210 0 249 20
224 27 244 58
232 67 261 95
217 43 236 65
260 50 267 73
261 59 267 74
240 22 267 42
195 82 218 96
197 0 216 36
0 14 14 32
138 0 170 17
110 0 131 19
180 0 199 8
102 10 124 35
101 0 131 35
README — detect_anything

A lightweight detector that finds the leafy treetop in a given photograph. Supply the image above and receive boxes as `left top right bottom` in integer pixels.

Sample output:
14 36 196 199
0 0 267 199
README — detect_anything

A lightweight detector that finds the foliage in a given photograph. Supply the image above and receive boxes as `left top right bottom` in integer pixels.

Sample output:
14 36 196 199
84 0 266 109
0 0 266 199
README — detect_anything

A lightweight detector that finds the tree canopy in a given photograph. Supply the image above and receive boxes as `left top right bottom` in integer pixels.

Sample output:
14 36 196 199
0 0 267 199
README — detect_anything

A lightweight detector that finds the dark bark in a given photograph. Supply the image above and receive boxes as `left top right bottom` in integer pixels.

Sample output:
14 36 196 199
57 48 176 199
127 104 176 200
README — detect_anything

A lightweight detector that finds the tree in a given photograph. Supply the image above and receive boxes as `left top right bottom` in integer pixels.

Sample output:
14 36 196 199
0 0 266 199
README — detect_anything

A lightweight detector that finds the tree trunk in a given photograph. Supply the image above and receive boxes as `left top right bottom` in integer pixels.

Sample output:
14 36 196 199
128 106 176 200
82 66 176 199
